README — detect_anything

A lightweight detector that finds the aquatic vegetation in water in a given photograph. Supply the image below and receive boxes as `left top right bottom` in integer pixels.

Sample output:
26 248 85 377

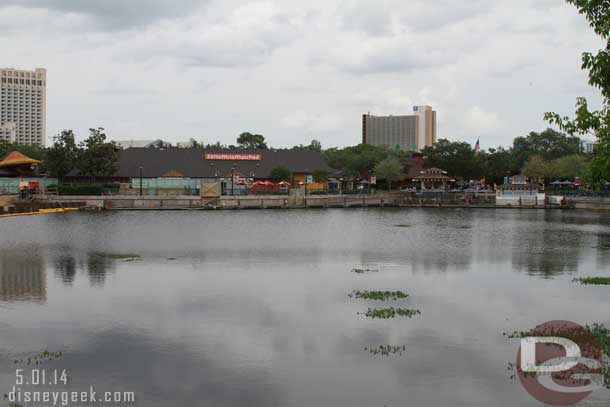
349 290 408 301
107 253 141 261
13 350 63 365
351 268 380 274
365 345 406 356
573 277 610 285
504 323 610 388
98 253 142 261
360 307 421 319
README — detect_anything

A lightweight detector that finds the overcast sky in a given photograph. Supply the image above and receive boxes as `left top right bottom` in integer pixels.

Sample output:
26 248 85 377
0 0 604 149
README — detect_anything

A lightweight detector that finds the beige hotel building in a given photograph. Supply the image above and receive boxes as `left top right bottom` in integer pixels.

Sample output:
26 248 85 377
0 68 47 146
363 105 436 152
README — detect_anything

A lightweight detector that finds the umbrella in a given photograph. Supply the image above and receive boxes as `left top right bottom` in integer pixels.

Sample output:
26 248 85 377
550 180 562 185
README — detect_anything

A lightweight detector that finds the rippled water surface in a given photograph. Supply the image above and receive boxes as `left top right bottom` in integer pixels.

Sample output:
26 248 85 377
1 209 610 406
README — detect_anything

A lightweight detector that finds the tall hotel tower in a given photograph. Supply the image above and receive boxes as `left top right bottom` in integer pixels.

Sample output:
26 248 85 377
362 105 436 152
0 68 47 146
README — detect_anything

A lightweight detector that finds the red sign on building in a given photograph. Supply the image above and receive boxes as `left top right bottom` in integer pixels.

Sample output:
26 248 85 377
204 153 262 161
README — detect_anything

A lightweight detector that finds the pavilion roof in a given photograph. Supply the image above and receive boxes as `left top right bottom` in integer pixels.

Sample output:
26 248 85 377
0 151 42 168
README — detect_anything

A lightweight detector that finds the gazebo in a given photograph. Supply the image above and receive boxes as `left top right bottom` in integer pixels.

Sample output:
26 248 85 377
0 151 41 177
412 168 453 190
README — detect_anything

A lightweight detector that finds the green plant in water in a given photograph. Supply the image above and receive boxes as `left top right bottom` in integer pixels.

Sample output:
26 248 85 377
573 277 610 285
504 323 610 389
360 307 421 319
349 290 408 301
101 253 142 261
365 345 406 356
13 350 63 366
351 268 379 274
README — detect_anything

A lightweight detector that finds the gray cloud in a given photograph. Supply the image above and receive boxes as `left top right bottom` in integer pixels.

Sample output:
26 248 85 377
0 0 208 29
0 0 604 149
339 0 491 35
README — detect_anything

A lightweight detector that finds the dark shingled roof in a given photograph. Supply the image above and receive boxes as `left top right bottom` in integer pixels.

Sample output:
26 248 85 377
116 148 332 179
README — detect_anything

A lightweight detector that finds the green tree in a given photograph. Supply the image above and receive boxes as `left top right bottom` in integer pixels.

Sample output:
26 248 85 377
323 144 391 177
77 127 120 180
544 0 610 189
421 139 482 180
479 147 517 185
553 154 588 179
512 129 581 169
237 132 268 149
270 166 292 182
308 140 322 152
374 157 403 190
46 130 80 181
188 138 203 148
312 169 329 183
522 155 553 184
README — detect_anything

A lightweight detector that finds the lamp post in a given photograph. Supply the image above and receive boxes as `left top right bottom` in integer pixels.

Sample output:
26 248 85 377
139 166 143 196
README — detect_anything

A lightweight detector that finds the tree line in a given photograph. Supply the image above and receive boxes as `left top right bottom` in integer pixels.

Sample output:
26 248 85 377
0 128 120 181
421 129 587 185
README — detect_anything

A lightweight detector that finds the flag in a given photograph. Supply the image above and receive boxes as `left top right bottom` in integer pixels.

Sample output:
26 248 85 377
474 138 480 153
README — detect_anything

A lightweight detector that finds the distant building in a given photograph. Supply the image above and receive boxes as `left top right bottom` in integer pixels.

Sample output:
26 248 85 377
363 105 436 152
581 139 596 154
114 139 171 149
67 148 333 195
0 67 47 146
176 140 198 148
0 123 16 143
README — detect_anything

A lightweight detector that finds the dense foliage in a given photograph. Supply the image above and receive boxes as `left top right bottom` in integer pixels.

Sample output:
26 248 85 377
544 0 610 189
45 130 79 181
373 157 403 189
323 144 409 178
236 132 268 149
421 129 587 184
75 128 120 179
270 166 292 182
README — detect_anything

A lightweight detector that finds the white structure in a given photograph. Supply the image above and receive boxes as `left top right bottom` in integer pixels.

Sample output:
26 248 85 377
0 123 16 143
0 68 47 146
114 139 171 149
363 105 436 152
581 139 596 154
496 176 546 207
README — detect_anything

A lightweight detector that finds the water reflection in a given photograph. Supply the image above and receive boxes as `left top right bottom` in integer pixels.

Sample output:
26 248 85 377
52 252 118 286
86 253 113 285
54 254 76 285
511 228 584 277
0 209 609 407
0 250 46 303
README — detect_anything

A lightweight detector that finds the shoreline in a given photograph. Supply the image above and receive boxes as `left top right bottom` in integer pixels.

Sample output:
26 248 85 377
5 192 610 215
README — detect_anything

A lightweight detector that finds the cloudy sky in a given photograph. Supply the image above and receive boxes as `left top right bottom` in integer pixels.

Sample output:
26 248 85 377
0 0 605 148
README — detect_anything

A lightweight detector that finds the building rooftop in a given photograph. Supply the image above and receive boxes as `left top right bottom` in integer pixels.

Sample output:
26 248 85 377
113 148 332 179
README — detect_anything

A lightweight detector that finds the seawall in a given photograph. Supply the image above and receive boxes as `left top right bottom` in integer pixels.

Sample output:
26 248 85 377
36 194 610 211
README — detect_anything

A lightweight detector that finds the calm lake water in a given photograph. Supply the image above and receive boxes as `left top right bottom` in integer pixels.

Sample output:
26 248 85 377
1 208 610 406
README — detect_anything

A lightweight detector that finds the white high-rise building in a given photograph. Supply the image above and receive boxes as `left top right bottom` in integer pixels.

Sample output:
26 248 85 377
0 68 47 146
362 105 437 152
